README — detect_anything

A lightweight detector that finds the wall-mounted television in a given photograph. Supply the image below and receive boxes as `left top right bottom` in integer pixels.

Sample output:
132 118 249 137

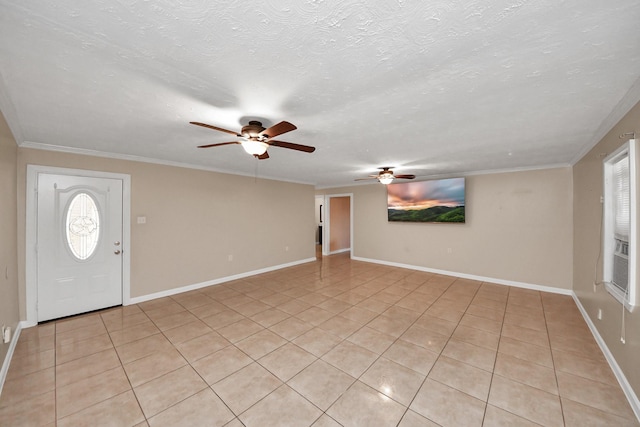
387 177 465 223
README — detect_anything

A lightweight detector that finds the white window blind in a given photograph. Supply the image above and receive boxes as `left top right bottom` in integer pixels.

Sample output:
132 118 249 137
613 155 630 241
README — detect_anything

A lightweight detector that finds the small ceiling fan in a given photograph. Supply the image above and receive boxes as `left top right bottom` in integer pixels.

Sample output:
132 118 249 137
356 167 416 184
190 120 315 160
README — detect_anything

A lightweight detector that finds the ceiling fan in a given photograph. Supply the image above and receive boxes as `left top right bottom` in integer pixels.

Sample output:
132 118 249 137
356 167 416 184
190 120 315 160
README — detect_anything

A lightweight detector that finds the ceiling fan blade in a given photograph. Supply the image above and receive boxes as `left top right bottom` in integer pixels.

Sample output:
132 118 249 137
268 140 315 153
255 151 270 160
260 121 297 138
190 122 240 136
394 174 416 179
197 141 240 148
354 177 377 181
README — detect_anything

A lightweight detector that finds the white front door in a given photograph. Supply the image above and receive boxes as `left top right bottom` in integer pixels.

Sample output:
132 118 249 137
37 173 123 321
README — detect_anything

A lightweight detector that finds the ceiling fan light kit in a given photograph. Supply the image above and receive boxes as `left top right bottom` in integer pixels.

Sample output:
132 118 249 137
241 140 269 156
378 173 394 185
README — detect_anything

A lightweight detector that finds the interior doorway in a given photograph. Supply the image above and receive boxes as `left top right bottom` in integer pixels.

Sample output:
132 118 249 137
322 194 353 256
315 195 324 258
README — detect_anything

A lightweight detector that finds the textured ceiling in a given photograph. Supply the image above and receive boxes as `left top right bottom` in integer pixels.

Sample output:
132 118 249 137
1 0 640 188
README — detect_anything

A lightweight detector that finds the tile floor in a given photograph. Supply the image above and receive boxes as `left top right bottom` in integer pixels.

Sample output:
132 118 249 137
1 253 638 426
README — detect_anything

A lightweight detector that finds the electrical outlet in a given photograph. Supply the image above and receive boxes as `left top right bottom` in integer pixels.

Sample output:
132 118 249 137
597 308 603 320
228 254 233 262
285 246 289 252
2 326 10 344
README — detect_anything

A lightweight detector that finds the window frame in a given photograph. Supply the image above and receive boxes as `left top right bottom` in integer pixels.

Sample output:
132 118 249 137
603 139 638 312
64 191 102 261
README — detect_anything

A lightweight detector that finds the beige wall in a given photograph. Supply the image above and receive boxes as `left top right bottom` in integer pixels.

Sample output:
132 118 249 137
16 149 316 315
320 167 573 289
573 100 640 395
329 196 351 252
0 111 19 367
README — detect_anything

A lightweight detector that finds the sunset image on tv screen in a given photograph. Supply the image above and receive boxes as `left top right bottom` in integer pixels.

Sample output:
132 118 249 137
387 177 465 223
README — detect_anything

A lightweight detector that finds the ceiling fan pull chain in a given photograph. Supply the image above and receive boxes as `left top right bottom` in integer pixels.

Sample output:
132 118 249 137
254 157 259 184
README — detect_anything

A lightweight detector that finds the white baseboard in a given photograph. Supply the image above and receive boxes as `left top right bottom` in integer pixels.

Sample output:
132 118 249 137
351 256 573 295
572 293 640 421
0 321 24 398
328 248 350 255
129 257 317 305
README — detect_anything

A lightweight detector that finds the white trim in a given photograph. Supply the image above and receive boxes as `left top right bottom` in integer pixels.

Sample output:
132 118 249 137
323 193 353 257
315 195 324 244
321 195 328 255
570 74 640 166
328 248 351 255
604 282 636 313
602 139 638 311
19 142 573 190
0 322 23 398
315 163 571 190
128 257 316 305
19 141 316 186
19 320 37 329
351 256 573 295
25 165 132 324
572 293 640 421
0 74 24 146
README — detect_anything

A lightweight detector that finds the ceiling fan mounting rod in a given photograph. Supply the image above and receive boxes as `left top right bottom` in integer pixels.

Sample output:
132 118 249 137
241 121 267 140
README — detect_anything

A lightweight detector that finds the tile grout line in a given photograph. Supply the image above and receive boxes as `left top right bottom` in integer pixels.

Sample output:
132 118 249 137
100 307 149 425
541 292 566 427
482 283 510 426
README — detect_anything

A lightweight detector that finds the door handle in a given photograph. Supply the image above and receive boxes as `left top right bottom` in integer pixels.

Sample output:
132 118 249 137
114 250 121 255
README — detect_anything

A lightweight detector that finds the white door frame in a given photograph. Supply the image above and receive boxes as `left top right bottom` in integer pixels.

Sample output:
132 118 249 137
315 195 324 245
323 193 353 256
25 165 131 326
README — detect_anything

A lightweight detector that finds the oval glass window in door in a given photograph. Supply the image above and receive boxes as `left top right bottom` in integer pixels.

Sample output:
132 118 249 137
65 192 101 260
